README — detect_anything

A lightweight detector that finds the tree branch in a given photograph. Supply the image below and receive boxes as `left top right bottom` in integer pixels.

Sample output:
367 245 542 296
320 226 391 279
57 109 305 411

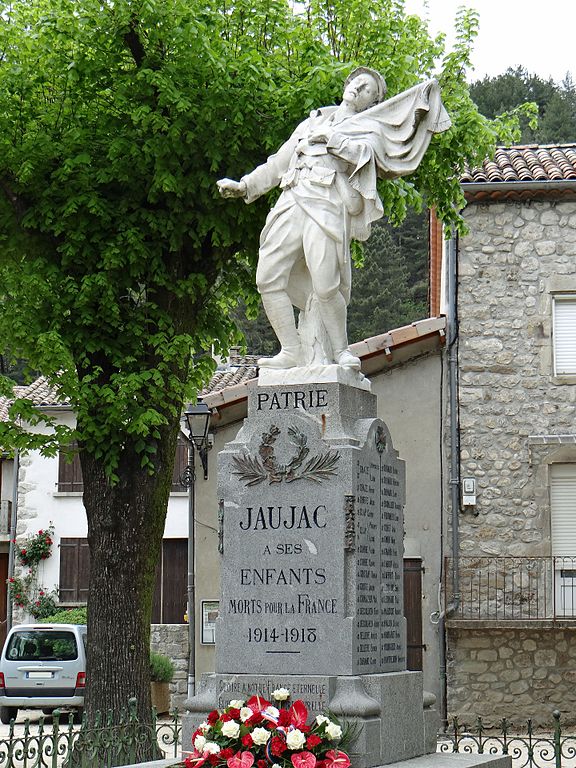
123 18 146 67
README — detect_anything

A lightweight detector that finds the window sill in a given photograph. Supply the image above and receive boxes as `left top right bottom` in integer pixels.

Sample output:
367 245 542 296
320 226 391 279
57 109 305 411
53 491 83 497
552 375 576 385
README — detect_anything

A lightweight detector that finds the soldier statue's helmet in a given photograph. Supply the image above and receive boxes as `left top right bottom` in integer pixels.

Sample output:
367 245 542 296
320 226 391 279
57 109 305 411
344 67 387 106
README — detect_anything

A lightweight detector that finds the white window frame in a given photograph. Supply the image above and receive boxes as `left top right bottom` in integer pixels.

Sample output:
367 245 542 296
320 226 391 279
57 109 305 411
550 463 576 616
552 296 576 376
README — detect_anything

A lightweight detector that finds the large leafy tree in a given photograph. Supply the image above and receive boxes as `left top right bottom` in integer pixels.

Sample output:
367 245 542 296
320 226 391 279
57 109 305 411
0 0 522 748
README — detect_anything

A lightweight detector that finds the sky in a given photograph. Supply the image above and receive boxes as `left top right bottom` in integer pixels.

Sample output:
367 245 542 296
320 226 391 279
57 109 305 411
404 0 575 85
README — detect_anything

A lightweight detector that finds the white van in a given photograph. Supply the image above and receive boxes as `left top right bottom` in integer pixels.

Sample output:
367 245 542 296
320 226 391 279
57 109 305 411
0 624 87 723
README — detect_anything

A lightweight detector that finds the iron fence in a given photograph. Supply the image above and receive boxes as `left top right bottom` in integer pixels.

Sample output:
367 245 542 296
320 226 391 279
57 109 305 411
445 556 576 620
439 712 576 768
0 700 181 767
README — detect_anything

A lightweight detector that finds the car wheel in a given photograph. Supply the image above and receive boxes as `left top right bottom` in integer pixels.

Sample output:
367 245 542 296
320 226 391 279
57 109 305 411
0 706 17 725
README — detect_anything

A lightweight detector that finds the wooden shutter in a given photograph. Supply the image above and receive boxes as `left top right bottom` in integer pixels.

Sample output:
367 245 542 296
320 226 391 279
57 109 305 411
59 538 90 603
403 558 424 671
553 298 576 375
58 446 84 492
171 437 189 492
151 539 187 623
550 464 576 556
161 540 187 624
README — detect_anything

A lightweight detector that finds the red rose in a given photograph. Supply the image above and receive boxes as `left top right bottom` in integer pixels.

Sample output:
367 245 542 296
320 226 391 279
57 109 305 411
208 753 220 765
208 710 219 725
265 720 276 730
278 710 291 727
306 735 322 748
220 748 235 760
21 549 26 555
242 734 254 747
247 712 264 727
271 737 286 756
300 725 311 733
257 761 267 768
220 713 232 722
39 530 43 535
228 708 241 719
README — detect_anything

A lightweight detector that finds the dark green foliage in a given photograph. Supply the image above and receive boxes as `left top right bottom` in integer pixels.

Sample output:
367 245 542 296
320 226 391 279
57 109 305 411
347 216 428 342
149 650 174 683
40 606 88 624
470 67 576 144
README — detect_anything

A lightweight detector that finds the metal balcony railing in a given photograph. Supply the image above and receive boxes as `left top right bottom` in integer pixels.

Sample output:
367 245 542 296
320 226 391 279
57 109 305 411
445 556 576 620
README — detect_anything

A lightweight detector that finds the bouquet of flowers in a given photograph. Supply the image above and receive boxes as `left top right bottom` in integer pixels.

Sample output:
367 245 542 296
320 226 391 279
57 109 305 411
183 688 352 768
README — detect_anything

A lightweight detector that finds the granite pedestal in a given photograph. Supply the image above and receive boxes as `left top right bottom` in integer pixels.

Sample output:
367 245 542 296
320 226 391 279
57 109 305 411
183 376 499 768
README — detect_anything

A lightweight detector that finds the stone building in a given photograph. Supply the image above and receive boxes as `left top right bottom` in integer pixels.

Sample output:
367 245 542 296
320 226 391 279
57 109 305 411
440 144 576 727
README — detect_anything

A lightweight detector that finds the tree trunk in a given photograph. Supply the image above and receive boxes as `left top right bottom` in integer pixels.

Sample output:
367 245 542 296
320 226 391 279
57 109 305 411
79 419 179 762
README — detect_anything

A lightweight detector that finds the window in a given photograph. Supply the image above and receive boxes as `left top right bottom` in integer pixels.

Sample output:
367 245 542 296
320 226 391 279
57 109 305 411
550 463 576 616
59 538 90 603
57 445 83 492
553 297 576 375
59 538 187 624
57 437 189 493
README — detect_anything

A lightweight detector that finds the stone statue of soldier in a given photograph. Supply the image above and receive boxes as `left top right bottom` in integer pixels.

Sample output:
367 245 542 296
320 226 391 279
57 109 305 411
218 67 450 372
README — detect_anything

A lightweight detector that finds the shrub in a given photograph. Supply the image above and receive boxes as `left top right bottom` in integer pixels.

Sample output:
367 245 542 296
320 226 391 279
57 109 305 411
150 650 174 683
40 606 88 624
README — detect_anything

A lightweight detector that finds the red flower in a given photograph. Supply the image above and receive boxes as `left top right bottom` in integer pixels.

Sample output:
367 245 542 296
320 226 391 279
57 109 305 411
207 710 219 725
278 710 291 727
38 530 43 535
228 708 241 719
220 749 235 760
265 720 276 730
291 752 317 768
220 713 232 722
306 735 322 748
270 736 287 756
246 712 264 727
257 761 267 768
324 751 350 768
39 591 45 596
21 549 26 555
208 754 220 765
288 700 308 729
242 734 253 748
246 695 271 713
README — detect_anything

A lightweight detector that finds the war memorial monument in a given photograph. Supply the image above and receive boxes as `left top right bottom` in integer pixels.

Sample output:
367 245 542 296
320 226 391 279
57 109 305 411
183 68 509 768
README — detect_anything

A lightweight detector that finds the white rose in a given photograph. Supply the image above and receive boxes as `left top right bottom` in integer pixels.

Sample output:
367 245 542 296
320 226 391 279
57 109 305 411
221 720 241 739
325 722 342 740
316 715 330 725
194 734 207 752
204 742 222 755
286 729 306 750
240 707 254 722
272 687 290 701
263 705 280 720
229 699 245 709
252 727 272 745
198 722 210 733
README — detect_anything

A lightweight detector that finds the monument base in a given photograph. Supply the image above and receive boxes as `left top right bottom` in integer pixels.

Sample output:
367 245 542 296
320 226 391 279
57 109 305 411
183 671 426 768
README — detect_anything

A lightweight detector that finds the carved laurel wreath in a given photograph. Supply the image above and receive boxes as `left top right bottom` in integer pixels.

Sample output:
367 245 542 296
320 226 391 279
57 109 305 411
232 425 340 486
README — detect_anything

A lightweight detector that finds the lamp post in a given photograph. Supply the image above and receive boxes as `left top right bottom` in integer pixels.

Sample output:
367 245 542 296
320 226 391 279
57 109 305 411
180 401 211 700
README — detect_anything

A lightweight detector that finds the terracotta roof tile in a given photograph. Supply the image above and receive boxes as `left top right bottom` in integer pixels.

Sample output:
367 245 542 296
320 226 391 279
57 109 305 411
461 144 576 184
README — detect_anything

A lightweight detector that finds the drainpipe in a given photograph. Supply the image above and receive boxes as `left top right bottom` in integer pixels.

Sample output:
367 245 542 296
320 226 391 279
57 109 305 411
437 230 461 724
7 449 19 631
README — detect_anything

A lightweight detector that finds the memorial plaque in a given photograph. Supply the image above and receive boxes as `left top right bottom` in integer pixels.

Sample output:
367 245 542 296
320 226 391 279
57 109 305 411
215 382 405 677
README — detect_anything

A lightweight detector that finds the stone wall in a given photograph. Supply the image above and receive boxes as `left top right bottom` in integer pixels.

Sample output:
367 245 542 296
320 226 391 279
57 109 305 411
448 197 576 724
447 625 576 728
457 199 576 558
151 624 189 711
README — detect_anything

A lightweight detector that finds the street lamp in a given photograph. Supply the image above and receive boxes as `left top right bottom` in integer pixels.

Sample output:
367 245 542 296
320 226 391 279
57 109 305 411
180 401 212 700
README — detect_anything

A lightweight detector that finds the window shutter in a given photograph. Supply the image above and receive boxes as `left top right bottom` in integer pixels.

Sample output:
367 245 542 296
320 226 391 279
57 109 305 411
553 298 576 375
59 538 90 602
161 540 187 624
550 464 576 556
58 445 84 492
171 437 189 492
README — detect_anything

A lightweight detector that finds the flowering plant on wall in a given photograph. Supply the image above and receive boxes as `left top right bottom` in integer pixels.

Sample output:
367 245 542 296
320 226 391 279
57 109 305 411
183 689 351 768
16 524 54 567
